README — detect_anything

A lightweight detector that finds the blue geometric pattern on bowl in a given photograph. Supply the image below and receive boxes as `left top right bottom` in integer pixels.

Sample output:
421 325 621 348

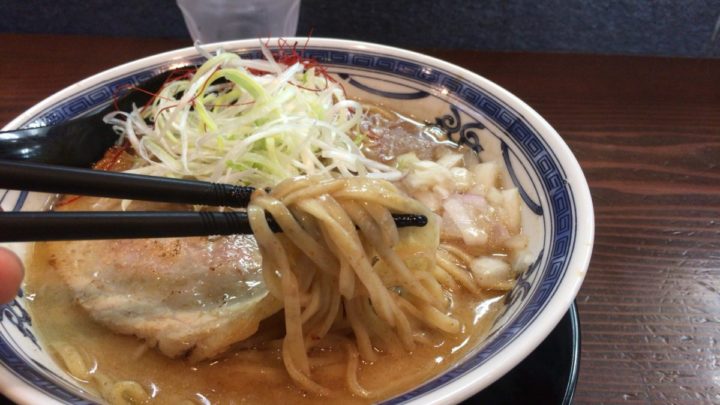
0 45 575 404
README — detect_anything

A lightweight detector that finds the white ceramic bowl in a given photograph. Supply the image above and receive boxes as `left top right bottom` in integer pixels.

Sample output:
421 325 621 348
0 38 593 404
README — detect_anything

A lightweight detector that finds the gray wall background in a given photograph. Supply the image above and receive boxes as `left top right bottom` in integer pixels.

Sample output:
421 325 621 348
2 0 719 58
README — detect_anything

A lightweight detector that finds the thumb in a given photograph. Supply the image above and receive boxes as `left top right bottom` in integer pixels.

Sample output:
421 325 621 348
0 248 24 304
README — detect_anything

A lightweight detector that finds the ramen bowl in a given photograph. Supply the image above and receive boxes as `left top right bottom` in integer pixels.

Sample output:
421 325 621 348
0 38 593 404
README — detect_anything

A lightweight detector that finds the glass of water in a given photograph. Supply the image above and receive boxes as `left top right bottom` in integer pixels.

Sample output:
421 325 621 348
177 0 301 43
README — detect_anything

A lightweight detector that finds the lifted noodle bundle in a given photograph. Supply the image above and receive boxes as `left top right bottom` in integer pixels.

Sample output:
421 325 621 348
248 176 457 397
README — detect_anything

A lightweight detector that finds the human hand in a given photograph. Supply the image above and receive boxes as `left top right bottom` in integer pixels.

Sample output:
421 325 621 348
0 248 23 304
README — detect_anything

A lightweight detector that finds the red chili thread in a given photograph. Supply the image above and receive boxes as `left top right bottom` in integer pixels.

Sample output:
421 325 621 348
111 68 197 114
267 36 346 99
55 195 82 207
140 68 197 114
150 65 222 123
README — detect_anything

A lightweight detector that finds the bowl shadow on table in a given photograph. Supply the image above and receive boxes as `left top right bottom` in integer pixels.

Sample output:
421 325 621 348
462 303 580 405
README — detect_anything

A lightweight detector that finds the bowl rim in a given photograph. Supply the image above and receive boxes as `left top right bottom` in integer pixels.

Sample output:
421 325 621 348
1 37 594 405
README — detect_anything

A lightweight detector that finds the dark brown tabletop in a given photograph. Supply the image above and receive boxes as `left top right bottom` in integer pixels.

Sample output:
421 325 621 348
1 34 719 404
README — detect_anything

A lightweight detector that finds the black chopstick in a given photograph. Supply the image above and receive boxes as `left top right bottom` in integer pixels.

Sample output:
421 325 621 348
0 159 254 207
0 159 429 241
0 211 427 242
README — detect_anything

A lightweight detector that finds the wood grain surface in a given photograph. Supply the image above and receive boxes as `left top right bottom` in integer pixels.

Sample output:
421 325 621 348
1 34 719 404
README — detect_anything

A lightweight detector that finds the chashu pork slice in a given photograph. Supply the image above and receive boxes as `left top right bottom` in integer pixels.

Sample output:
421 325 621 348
47 196 282 362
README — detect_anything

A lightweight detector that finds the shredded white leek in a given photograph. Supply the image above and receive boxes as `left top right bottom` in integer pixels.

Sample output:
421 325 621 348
105 43 401 188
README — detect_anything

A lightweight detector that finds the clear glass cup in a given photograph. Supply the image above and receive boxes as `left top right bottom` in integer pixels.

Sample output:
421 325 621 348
176 0 301 43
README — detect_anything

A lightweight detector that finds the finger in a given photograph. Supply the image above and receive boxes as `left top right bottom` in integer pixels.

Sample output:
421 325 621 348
0 247 24 304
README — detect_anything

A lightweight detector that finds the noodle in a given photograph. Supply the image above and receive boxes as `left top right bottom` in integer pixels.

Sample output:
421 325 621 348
52 343 93 382
248 175 459 394
108 381 150 405
53 342 152 404
344 341 370 398
436 248 481 294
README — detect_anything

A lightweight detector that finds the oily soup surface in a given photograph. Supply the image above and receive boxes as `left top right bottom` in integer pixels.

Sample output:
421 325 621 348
27 244 503 404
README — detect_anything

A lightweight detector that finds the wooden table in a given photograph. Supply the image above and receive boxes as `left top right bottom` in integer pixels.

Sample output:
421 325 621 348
1 34 719 404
